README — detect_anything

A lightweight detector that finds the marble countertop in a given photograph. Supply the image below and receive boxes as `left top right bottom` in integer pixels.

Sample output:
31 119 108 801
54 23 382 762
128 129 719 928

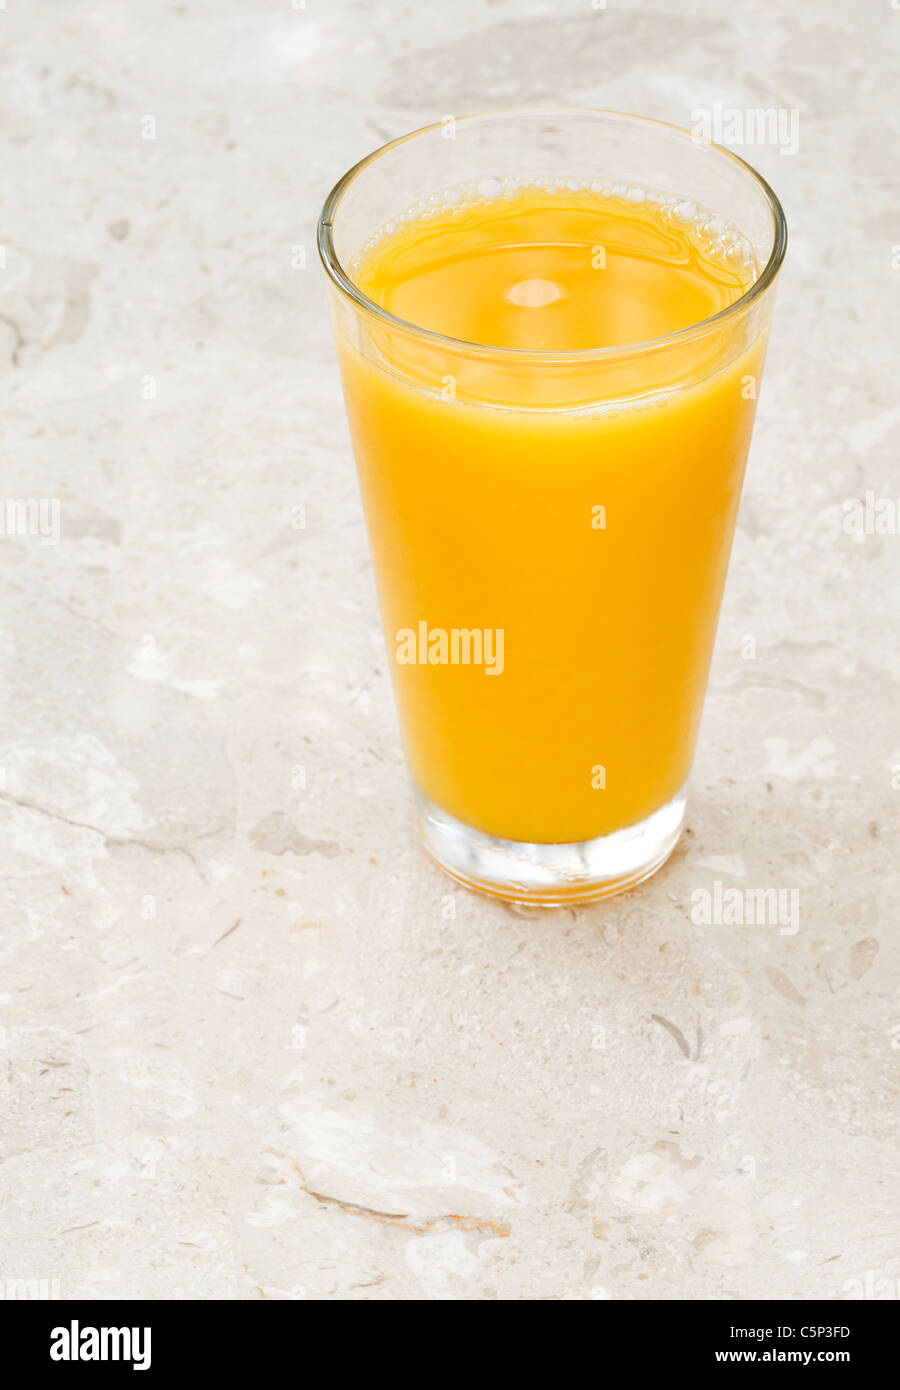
2 0 898 1300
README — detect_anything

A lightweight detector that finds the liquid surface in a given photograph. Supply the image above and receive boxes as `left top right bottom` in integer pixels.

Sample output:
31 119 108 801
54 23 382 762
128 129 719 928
352 184 754 351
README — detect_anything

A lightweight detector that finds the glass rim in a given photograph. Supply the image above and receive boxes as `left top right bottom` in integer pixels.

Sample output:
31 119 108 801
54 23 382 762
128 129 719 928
317 107 788 363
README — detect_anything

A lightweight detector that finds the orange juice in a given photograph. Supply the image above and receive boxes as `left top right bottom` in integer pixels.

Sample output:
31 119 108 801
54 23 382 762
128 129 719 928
335 184 765 846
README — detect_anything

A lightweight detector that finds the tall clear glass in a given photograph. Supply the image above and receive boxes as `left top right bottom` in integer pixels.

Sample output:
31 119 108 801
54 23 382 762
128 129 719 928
318 110 786 905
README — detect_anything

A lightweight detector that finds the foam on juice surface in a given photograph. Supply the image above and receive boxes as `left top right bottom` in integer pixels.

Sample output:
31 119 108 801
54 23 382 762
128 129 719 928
350 179 757 353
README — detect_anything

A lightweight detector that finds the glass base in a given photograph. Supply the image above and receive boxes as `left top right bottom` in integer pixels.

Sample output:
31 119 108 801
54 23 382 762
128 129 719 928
415 787 687 906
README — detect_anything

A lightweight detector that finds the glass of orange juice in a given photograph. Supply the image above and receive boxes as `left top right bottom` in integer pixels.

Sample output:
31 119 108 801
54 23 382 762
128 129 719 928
318 110 786 905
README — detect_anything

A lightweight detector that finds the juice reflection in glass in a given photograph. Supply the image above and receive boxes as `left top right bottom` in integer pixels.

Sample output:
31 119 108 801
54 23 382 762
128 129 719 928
319 112 786 904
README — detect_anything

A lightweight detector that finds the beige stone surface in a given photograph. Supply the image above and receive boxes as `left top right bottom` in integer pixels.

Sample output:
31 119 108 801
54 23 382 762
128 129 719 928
1 0 898 1301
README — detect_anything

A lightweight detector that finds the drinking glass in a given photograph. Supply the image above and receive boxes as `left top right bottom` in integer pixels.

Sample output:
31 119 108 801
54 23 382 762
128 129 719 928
318 110 786 904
